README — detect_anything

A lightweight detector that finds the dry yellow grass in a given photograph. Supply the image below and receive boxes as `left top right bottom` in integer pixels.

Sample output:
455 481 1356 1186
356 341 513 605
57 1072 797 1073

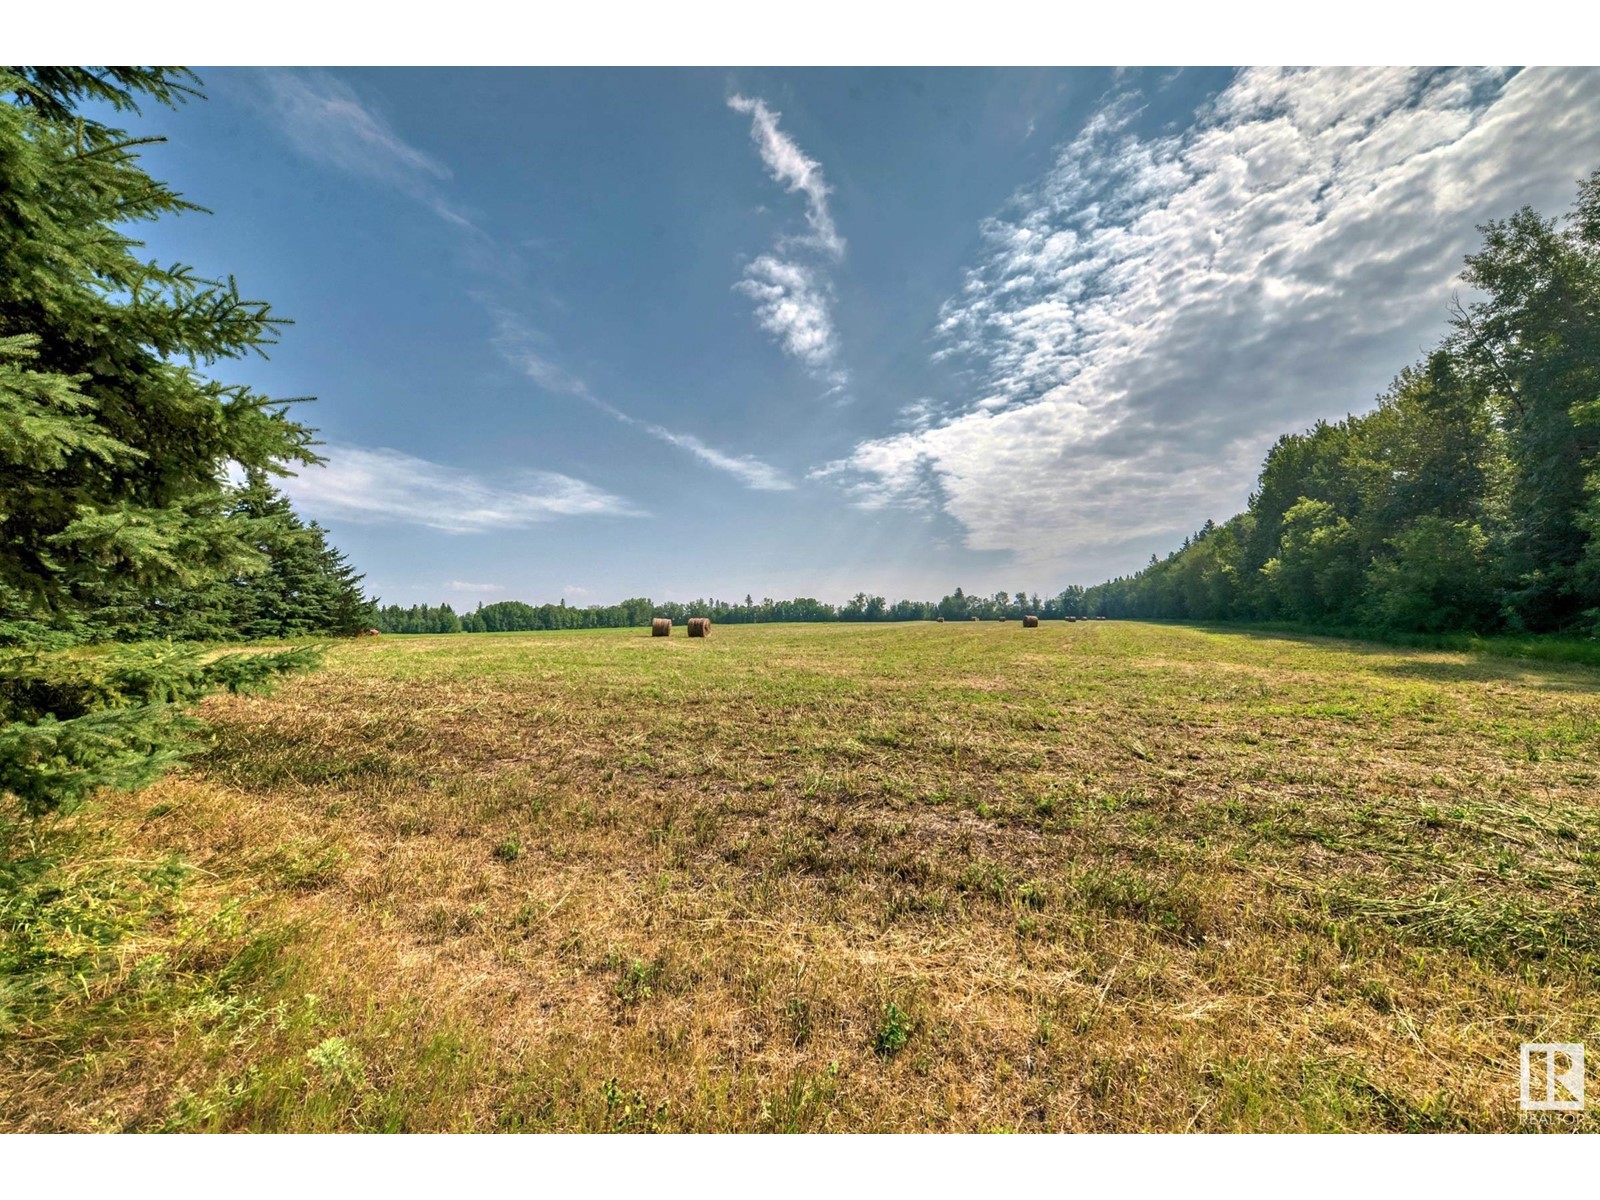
3 621 1598 1131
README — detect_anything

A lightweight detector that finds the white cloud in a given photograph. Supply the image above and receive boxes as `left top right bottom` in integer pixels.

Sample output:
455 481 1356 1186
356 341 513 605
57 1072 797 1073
819 66 1600 577
280 445 642 533
446 580 503 594
733 255 839 373
728 94 848 388
640 425 793 492
727 94 844 259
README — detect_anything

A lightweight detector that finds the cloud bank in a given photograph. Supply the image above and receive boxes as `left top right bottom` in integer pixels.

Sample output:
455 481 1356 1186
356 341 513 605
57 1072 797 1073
818 67 1600 576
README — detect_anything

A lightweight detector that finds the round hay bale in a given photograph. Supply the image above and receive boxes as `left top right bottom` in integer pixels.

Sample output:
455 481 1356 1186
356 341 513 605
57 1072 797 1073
651 617 671 637
999 616 1008 622
688 617 711 638
1023 614 1039 628
1067 615 1077 623
969 616 979 622
936 616 945 623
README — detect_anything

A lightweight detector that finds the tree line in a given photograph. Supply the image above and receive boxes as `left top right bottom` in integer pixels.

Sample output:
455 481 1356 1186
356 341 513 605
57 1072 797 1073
373 587 1095 633
1083 171 1600 636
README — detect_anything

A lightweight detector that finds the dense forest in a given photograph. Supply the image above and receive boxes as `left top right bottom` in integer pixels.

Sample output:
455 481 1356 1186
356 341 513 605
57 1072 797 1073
1082 171 1600 636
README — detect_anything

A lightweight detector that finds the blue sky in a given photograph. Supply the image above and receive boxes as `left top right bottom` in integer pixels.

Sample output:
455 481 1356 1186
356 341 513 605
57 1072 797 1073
115 67 1600 607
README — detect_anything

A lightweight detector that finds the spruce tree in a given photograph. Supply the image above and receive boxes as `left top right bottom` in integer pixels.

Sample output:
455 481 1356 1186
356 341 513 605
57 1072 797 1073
204 471 374 640
0 67 324 814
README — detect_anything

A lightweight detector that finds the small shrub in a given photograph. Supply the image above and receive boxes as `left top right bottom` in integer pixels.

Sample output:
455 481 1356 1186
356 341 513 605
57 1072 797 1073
266 840 346 890
615 958 658 1006
1016 880 1049 911
601 1077 667 1131
956 859 1011 902
306 1036 365 1087
1074 868 1207 944
874 1001 912 1058
785 996 812 1046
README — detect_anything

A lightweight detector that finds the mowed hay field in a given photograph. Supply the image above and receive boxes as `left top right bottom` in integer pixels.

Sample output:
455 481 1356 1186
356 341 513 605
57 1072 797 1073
5 621 1600 1132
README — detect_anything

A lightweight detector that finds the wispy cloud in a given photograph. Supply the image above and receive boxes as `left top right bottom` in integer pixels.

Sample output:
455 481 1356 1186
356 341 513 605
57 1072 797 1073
489 310 794 492
727 94 844 259
254 69 476 232
446 580 504 594
728 94 848 390
486 311 592 399
641 425 792 492
818 66 1600 576
252 70 790 495
280 445 642 533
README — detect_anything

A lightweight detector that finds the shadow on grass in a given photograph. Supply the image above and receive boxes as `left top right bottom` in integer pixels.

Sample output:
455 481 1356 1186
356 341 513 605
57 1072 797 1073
1366 657 1600 692
1145 620 1600 692
202 724 404 790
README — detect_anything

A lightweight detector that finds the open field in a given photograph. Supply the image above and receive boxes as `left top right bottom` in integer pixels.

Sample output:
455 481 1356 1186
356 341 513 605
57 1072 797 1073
4 620 1599 1131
